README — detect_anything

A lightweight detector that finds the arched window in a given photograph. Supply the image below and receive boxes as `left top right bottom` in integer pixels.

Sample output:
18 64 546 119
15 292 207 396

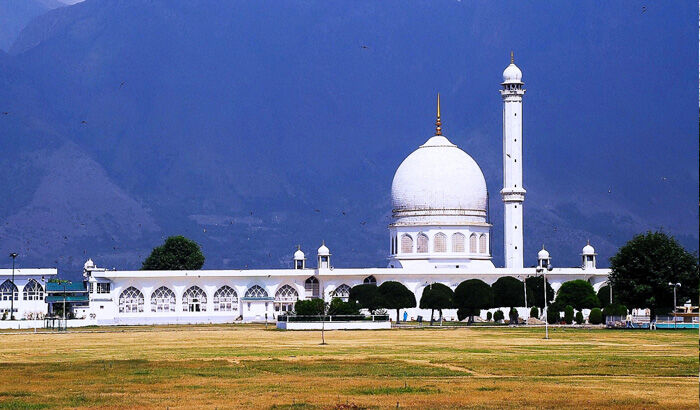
434 233 447 253
469 233 478 253
119 286 144 313
417 233 429 253
363 275 377 285
182 286 207 312
245 285 268 298
401 234 413 253
275 284 298 312
0 280 18 301
304 276 320 298
151 286 176 312
331 284 351 302
479 234 488 254
452 233 465 252
23 279 43 301
213 285 238 312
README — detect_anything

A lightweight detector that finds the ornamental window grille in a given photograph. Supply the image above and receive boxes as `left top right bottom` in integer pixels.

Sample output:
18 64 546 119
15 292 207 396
274 284 298 312
401 234 413 253
417 233 429 253
182 286 207 312
452 233 465 252
151 286 176 312
434 233 447 253
245 285 268 299
363 275 377 285
213 285 238 312
0 280 18 301
97 283 111 294
304 276 320 298
119 286 144 313
479 234 488 254
469 233 478 253
331 284 351 302
23 279 44 301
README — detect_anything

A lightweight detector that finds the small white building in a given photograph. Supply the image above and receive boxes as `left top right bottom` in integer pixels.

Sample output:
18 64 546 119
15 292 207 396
0 268 57 320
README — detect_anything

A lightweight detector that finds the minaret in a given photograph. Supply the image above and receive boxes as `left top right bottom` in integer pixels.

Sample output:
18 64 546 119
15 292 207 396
500 51 526 269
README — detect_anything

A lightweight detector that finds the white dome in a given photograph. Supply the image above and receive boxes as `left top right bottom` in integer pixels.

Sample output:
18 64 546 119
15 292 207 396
317 243 330 256
502 63 522 84
391 135 487 225
293 249 305 260
538 247 550 260
582 242 596 255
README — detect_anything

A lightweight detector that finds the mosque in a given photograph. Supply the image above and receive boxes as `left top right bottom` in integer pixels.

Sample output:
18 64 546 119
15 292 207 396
0 55 609 325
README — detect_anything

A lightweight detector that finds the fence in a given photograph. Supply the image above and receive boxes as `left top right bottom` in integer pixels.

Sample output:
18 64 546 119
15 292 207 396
277 315 389 322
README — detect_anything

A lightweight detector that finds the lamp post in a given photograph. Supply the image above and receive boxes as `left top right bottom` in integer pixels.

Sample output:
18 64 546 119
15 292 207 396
537 263 553 339
668 282 681 329
9 253 17 320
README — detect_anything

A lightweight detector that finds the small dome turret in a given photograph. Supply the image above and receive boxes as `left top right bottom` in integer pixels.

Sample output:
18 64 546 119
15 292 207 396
502 52 523 84
317 242 330 256
537 247 550 260
582 240 596 256
317 241 331 269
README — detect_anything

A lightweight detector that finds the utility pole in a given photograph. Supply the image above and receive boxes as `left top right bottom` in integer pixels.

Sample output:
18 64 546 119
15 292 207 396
9 253 17 320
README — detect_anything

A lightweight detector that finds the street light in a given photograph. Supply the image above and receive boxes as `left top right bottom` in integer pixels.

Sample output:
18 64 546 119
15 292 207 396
668 282 681 329
536 263 553 339
9 253 17 320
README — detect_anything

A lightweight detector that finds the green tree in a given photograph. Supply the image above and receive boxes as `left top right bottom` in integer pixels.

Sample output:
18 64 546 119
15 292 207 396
141 236 205 270
327 298 360 315
454 279 493 324
486 311 492 321
349 284 381 313
609 231 699 319
563 305 574 324
589 308 603 324
529 306 539 319
596 285 614 307
294 298 325 315
525 276 554 308
493 309 504 322
602 303 627 319
554 280 600 311
492 276 525 309
377 281 416 323
547 309 560 324
419 283 454 325
575 311 584 325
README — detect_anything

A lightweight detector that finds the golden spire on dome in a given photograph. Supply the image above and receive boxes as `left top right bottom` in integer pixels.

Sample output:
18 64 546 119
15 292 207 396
435 92 442 135
510 50 514 64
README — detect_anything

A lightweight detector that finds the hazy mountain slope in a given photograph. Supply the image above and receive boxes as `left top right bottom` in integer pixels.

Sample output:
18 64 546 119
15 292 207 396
1 1 696 278
0 0 64 51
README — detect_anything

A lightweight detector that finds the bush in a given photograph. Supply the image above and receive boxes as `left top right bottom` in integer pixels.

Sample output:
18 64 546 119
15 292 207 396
486 311 492 321
493 309 504 322
529 306 539 318
603 303 627 318
589 307 603 324
508 307 519 324
563 305 574 324
327 298 360 315
294 298 325 315
554 280 600 311
457 308 480 322
547 310 560 324
575 311 584 325
596 285 613 308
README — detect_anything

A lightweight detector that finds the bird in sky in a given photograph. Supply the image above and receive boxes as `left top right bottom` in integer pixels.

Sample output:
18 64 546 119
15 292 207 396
119 82 125 87
1 112 8 115
361 45 369 49
81 120 87 124
642 6 647 13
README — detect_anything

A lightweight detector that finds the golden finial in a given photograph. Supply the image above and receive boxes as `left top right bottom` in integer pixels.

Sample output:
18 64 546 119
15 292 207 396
510 50 514 64
435 92 442 135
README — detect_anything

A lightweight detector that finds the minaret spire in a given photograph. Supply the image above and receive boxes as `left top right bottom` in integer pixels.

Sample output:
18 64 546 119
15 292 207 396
510 50 514 64
435 93 442 135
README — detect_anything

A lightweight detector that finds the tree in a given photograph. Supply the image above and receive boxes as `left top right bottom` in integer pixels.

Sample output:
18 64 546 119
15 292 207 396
554 280 600 311
609 231 699 319
596 285 614 308
493 309 504 322
349 284 381 313
508 307 519 325
575 311 584 325
141 236 205 270
377 281 416 323
525 276 554 308
419 283 454 325
547 310 560 324
563 305 574 324
589 308 603 324
529 306 539 319
294 298 325 315
492 276 525 309
454 279 493 324
327 298 360 315
486 311 492 321
602 303 627 319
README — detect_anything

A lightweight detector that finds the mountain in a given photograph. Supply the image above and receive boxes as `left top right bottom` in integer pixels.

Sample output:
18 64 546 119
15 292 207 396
0 0 697 279
0 0 64 51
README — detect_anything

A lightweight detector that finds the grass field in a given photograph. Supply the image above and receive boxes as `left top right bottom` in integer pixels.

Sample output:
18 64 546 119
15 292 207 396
0 325 697 409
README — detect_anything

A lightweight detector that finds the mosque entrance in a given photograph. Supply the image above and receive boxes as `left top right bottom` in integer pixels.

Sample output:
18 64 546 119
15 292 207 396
188 299 202 312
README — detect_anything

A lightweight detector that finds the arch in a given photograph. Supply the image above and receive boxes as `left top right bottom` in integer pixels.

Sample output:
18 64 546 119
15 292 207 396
182 286 207 312
275 284 298 313
119 286 144 313
417 233 429 253
479 234 488 254
213 285 238 312
331 284 351 302
469 233 478 253
0 280 18 301
401 234 413 253
363 275 377 285
452 233 465 252
305 276 320 298
245 285 268 299
151 286 176 312
22 279 43 301
434 233 447 253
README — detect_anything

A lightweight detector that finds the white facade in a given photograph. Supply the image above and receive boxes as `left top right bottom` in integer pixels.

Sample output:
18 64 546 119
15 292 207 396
81 56 610 325
0 268 57 320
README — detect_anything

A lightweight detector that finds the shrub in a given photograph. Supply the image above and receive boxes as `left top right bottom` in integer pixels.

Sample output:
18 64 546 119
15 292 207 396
457 308 480 322
529 306 539 318
508 307 519 324
589 307 603 324
575 311 584 325
547 310 560 324
294 298 325 315
563 305 574 324
493 309 504 322
486 311 492 321
597 285 613 308
603 303 627 318
327 298 360 315
554 280 600 311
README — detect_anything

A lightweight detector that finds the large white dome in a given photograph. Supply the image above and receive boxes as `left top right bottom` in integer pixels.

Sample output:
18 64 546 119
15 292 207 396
391 135 488 225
